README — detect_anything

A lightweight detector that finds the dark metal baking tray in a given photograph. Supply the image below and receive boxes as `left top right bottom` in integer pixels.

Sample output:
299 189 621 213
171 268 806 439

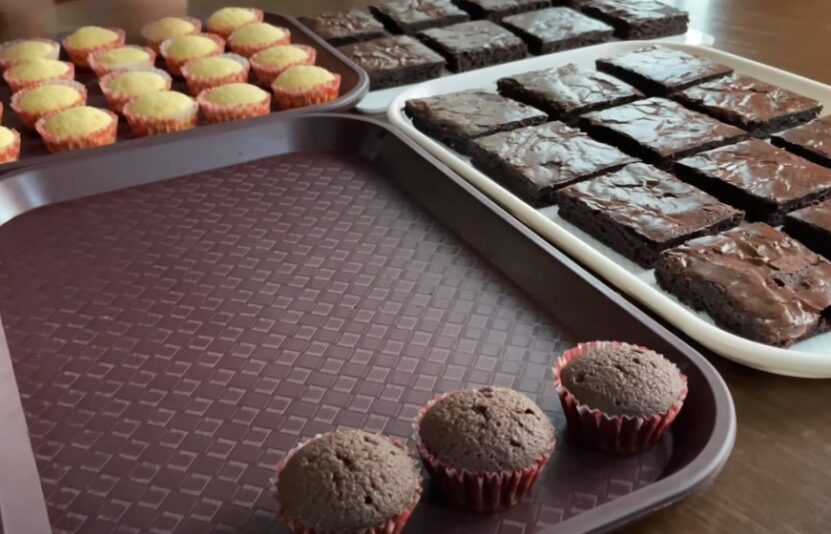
0 12 369 174
0 114 734 534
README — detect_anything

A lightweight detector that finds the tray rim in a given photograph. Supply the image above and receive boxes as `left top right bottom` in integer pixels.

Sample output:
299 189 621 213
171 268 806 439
0 113 735 534
386 40 831 378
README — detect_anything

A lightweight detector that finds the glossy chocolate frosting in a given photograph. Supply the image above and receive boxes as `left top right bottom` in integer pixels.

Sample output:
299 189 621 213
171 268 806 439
300 9 385 40
775 115 831 160
789 199 831 233
338 35 444 72
418 19 525 53
558 162 742 243
503 7 613 39
578 0 688 23
598 45 732 89
372 0 468 25
465 0 543 9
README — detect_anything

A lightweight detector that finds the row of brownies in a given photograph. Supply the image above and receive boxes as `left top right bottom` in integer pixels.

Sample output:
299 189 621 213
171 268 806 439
404 45 831 349
0 6 341 162
300 0 691 89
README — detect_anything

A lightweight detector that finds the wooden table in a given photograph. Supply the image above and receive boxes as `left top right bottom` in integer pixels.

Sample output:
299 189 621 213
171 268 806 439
2 1 831 533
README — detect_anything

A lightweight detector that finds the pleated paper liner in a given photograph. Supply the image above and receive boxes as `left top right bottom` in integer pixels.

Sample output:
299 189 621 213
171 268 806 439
140 16 203 52
3 60 75 93
11 80 88 130
62 28 126 68
35 108 118 154
99 67 173 114
206 8 264 39
181 53 250 96
87 45 157 78
272 72 341 110
251 44 316 86
122 97 199 137
0 38 60 70
197 88 271 124
159 33 226 76
228 26 291 58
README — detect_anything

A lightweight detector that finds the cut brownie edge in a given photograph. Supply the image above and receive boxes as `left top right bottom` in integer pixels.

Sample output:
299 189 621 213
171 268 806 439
771 136 831 168
369 62 445 90
453 0 551 21
675 99 822 138
785 216 831 260
596 60 728 97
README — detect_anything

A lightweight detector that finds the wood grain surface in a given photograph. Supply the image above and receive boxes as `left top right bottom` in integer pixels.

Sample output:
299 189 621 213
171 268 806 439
1 1 830 533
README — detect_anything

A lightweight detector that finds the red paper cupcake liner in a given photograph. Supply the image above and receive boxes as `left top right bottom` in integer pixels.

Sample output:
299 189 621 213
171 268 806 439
197 89 271 124
87 45 157 78
0 129 21 164
99 67 173 114
3 61 75 93
159 33 226 76
272 73 341 110
123 99 199 137
207 8 264 39
141 16 203 52
553 341 688 454
228 27 291 59
62 28 126 68
414 392 555 512
35 108 118 154
273 432 421 534
0 38 61 70
11 80 88 130
251 45 316 86
181 53 249 96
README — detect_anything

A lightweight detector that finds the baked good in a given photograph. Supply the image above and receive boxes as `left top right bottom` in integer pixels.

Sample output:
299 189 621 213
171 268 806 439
497 63 643 125
502 7 614 55
298 9 386 46
276 430 421 534
87 45 156 78
35 106 118 153
99 68 173 114
272 65 341 110
197 82 271 123
3 58 74 92
596 45 732 96
228 22 291 58
370 0 469 34
579 97 747 168
250 45 315 86
181 53 250 95
159 33 225 76
416 387 554 511
785 199 831 259
470 121 636 205
337 35 444 90
554 341 687 453
557 162 743 267
206 7 264 39
11 80 87 130
674 139 831 224
771 115 831 168
655 223 831 347
122 90 198 136
453 0 550 20
0 126 21 164
576 0 688 39
141 16 202 52
417 19 526 72
675 73 822 137
404 89 547 154
0 38 60 69
62 26 125 68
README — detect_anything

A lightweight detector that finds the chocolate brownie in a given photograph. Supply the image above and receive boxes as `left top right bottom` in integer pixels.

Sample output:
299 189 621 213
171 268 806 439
469 121 636 205
453 0 551 21
556 163 743 267
497 63 643 124
417 20 526 72
785 200 831 260
674 139 831 225
404 90 547 153
579 97 747 168
298 9 387 46
576 0 689 39
370 0 470 34
675 74 823 137
596 45 732 96
655 223 831 347
338 35 445 90
501 7 614 55
772 115 831 168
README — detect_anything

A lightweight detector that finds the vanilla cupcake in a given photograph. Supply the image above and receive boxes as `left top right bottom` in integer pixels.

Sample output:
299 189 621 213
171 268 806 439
62 26 125 68
3 59 74 92
99 68 172 113
87 45 156 78
181 53 249 96
198 82 270 123
35 106 118 153
0 38 60 69
159 33 225 76
206 7 264 39
141 16 202 52
251 44 315 86
123 90 198 136
0 126 21 164
272 65 341 110
228 22 290 58
11 80 87 130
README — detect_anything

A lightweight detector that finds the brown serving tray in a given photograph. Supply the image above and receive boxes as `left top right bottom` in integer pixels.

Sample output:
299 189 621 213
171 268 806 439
0 115 734 534
0 12 369 174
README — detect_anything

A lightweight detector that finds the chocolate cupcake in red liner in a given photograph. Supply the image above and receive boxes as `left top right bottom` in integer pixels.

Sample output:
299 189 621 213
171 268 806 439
250 44 316 86
553 341 688 454
415 386 555 512
272 65 341 110
275 430 422 534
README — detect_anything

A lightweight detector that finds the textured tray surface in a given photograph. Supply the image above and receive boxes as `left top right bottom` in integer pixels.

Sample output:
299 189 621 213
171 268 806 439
0 150 674 533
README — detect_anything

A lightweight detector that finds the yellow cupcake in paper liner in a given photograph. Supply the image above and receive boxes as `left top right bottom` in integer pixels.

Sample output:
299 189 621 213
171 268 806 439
12 80 87 129
0 125 21 164
0 39 60 68
3 59 74 92
99 68 173 113
88 45 156 77
198 81 270 123
181 53 249 95
272 65 340 110
123 90 199 136
251 44 315 85
228 22 290 58
142 16 202 51
63 26 125 67
35 106 118 153
207 7 264 38
160 33 225 75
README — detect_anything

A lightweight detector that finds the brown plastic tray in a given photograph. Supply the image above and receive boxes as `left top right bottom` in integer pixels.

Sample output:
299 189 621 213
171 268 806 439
0 12 369 174
0 114 734 534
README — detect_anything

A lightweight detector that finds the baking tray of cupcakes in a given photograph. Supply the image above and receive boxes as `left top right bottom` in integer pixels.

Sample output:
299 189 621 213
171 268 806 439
0 113 734 534
0 8 368 172
388 41 831 377
299 0 713 114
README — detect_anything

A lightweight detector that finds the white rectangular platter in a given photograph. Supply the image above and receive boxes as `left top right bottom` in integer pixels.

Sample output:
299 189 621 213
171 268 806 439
388 41 831 377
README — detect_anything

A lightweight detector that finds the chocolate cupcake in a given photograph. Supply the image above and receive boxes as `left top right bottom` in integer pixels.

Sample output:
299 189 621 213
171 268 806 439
554 341 687 454
415 386 555 512
276 430 422 534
